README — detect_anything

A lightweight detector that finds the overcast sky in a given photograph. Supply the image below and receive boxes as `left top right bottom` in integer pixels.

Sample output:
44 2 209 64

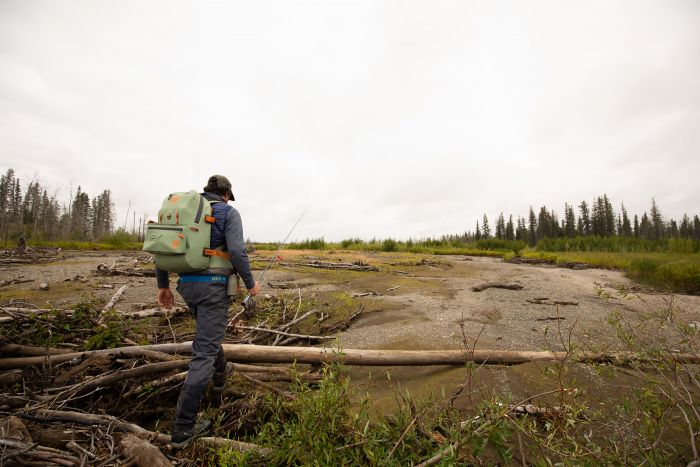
1 1 698 241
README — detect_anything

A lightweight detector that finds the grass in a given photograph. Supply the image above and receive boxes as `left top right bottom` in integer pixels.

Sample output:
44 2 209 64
255 237 523 257
22 239 144 250
522 250 700 293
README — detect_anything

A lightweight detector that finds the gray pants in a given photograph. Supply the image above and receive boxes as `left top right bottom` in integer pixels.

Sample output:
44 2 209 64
173 280 230 435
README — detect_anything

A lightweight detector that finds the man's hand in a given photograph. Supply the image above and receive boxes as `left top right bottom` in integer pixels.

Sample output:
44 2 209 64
157 287 174 309
248 282 261 296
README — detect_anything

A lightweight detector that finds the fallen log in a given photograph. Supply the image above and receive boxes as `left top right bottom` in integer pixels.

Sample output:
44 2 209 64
2 343 699 369
120 306 188 319
18 409 270 455
122 363 320 397
0 344 74 357
0 346 190 370
118 434 172 467
472 282 524 292
0 438 81 466
0 278 34 287
95 263 156 277
301 260 378 272
526 298 579 306
54 360 189 401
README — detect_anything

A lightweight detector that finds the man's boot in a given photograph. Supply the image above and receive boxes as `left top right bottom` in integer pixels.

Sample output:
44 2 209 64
171 418 211 450
212 362 234 393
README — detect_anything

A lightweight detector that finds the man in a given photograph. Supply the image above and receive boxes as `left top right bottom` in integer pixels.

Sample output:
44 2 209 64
155 174 260 448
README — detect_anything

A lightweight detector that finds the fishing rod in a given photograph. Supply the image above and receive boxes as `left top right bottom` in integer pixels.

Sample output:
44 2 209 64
233 206 309 321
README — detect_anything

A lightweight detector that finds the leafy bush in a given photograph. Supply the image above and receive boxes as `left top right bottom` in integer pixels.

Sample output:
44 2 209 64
104 229 139 247
287 238 327 250
475 238 526 254
382 238 398 252
84 311 124 350
630 259 700 294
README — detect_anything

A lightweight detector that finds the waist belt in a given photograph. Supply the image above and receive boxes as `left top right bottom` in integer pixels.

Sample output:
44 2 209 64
179 275 229 284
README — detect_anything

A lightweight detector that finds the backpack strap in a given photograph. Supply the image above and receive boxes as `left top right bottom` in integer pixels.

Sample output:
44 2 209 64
203 247 231 259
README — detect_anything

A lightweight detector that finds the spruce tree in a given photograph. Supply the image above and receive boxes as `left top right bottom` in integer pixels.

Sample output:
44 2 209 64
669 220 679 238
621 204 632 237
505 215 515 241
495 213 506 240
578 201 591 236
482 214 491 239
528 207 537 246
639 213 651 240
563 203 576 238
680 214 691 239
649 198 664 240
603 194 615 236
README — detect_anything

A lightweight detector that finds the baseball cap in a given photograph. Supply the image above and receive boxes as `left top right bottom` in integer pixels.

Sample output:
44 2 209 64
205 175 235 201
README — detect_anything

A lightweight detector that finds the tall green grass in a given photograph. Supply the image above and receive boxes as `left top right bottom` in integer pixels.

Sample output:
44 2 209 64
536 236 700 254
255 237 524 256
524 250 700 294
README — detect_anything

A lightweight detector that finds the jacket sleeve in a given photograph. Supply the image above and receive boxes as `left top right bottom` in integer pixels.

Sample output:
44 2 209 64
155 267 169 289
226 208 255 289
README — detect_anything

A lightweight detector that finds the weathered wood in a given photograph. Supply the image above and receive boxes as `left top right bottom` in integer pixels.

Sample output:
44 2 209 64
102 285 128 313
0 438 81 466
55 360 189 400
0 344 74 357
472 282 524 292
0 278 34 287
235 325 335 341
18 409 269 454
301 260 378 272
3 342 699 369
120 306 188 319
118 434 173 467
198 436 273 456
95 263 155 277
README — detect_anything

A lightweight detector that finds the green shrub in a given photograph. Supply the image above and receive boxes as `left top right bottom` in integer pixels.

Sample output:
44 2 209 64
104 229 139 247
288 238 327 250
653 261 700 293
475 238 526 254
84 311 124 350
382 238 398 252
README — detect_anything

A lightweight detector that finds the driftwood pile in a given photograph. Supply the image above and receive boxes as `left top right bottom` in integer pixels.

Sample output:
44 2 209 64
290 259 378 272
0 277 33 288
94 263 156 277
0 286 344 464
0 341 310 465
0 247 62 266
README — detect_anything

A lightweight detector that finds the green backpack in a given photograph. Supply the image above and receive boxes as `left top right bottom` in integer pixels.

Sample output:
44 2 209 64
142 190 231 273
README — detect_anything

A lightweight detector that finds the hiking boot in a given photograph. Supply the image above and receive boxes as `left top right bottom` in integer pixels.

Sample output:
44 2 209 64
171 418 211 450
212 362 234 393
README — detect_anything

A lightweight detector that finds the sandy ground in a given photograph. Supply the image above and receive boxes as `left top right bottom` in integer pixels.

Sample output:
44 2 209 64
2 249 698 412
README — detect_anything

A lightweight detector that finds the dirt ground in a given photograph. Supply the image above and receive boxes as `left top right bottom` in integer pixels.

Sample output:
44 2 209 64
0 251 700 409
2 248 699 414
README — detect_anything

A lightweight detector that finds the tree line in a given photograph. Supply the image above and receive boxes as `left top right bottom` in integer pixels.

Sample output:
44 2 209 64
474 195 700 246
0 168 115 244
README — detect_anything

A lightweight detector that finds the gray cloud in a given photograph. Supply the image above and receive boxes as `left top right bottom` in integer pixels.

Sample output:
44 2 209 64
1 0 698 241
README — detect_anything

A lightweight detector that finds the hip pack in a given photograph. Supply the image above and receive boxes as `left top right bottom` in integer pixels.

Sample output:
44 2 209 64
142 190 231 273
